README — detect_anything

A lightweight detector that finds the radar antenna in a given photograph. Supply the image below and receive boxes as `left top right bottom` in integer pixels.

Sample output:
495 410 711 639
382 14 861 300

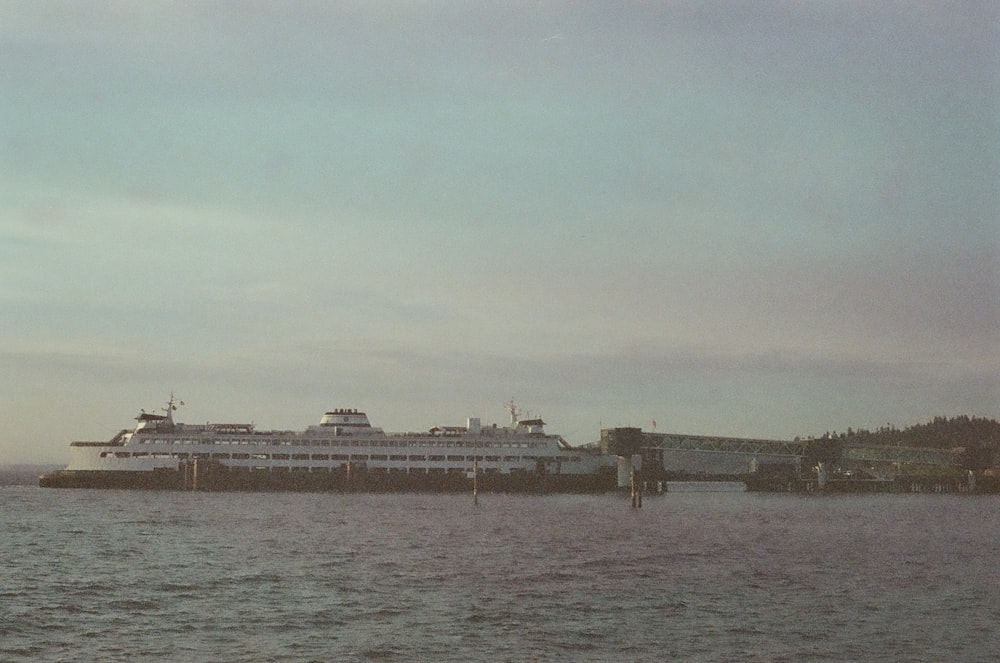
161 393 185 425
505 399 521 426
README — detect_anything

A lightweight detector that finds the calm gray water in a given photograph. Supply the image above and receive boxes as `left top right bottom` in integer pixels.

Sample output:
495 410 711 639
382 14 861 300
2 484 997 662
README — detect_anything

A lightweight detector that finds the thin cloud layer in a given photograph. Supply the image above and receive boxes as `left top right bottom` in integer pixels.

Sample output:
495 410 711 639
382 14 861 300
1 2 996 462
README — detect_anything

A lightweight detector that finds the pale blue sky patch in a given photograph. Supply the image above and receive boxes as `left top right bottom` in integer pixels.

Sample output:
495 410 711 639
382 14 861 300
1 1 996 462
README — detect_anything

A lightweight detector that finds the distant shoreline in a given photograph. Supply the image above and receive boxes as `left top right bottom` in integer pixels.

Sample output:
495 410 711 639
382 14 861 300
0 465 63 486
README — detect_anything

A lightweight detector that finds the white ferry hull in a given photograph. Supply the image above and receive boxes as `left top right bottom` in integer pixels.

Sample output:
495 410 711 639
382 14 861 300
40 400 618 493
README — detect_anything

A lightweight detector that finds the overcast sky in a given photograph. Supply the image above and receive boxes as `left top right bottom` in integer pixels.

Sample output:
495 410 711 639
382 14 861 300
2 1 997 463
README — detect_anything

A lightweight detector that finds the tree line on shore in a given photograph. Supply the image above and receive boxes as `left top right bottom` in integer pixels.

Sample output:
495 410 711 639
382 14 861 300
801 415 999 471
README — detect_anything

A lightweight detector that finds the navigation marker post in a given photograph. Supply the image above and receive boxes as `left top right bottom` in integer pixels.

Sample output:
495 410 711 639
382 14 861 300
630 468 642 508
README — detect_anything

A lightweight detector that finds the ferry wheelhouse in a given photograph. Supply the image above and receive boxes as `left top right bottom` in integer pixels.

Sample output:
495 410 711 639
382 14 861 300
39 397 616 493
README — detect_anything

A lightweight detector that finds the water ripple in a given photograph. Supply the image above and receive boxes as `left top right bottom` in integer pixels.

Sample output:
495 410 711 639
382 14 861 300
1 489 998 661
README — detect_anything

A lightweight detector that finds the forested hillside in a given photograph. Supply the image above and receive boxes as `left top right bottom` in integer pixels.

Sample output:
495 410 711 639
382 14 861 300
811 416 1000 450
802 416 999 470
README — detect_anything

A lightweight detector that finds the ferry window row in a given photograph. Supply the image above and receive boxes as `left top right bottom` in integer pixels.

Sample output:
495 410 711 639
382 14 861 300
228 466 505 475
100 451 578 462
135 437 543 448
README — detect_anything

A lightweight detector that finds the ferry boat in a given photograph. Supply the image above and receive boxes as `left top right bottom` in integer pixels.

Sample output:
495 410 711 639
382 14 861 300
39 396 617 493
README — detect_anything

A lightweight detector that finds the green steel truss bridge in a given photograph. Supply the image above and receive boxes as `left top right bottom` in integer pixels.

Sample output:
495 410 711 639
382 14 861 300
838 444 958 468
645 432 804 458
601 428 961 473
